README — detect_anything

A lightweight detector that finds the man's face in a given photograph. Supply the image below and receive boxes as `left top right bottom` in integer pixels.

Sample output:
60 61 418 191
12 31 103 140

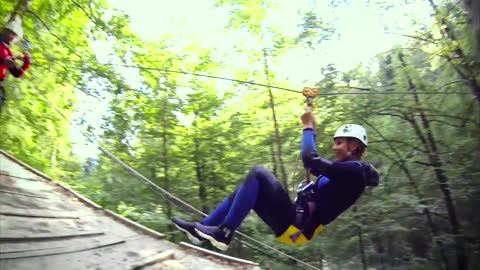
4 29 17 43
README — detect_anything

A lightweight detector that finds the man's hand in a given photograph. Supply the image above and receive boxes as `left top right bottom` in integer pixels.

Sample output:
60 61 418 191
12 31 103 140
22 51 31 62
301 110 316 129
3 57 16 68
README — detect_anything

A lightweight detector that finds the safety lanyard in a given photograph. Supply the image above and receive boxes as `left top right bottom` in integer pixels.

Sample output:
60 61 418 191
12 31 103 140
302 86 319 183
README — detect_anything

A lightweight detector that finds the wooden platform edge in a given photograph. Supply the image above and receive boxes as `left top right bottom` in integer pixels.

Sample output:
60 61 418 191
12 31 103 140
0 231 105 241
0 210 79 219
0 236 124 259
0 150 55 183
0 150 164 240
179 242 259 266
0 150 103 209
130 249 176 270
104 209 165 239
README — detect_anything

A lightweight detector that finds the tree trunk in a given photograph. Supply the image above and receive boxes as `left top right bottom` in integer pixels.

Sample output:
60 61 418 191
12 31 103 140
358 226 367 270
193 115 209 213
9 0 32 20
427 0 480 101
462 0 480 56
161 91 173 230
263 49 288 191
270 140 277 177
6 0 32 44
399 52 467 270
373 234 387 270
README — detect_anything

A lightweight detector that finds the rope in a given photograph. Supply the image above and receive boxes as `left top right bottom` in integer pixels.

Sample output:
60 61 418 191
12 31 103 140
98 146 206 217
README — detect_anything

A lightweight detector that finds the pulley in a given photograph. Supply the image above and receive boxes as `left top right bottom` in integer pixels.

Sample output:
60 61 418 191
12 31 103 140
302 87 319 107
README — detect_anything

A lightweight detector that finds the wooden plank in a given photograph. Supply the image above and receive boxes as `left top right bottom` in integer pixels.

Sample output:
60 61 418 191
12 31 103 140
0 189 54 199
0 175 53 193
179 242 259 266
0 184 57 200
0 210 79 219
0 234 144 254
130 249 176 270
0 151 103 209
0 214 116 244
0 151 52 183
0 172 39 182
0 231 105 241
0 236 124 259
0 235 177 270
0 235 142 253
1 151 164 241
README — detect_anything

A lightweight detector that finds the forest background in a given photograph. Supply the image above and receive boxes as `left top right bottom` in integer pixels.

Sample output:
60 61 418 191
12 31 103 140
0 0 479 269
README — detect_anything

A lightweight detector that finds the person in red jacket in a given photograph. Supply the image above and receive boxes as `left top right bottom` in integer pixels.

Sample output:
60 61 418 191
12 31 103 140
0 19 31 115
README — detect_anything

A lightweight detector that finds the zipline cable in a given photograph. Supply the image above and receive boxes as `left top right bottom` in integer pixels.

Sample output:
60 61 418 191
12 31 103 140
97 63 476 96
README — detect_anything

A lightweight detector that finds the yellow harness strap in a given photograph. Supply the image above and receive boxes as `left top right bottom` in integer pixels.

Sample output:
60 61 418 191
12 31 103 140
276 224 325 245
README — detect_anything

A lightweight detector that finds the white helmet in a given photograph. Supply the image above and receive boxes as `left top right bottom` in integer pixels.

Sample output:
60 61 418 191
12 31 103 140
4 16 23 39
334 124 368 146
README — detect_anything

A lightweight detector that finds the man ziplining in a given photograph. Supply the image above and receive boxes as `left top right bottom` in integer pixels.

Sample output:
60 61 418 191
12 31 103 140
173 88 380 251
0 17 31 115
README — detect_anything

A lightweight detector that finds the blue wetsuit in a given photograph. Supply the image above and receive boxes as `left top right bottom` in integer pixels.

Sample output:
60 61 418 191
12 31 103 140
200 128 378 244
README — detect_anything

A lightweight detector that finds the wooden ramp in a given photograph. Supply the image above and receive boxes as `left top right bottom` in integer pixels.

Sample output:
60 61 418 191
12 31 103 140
0 150 260 270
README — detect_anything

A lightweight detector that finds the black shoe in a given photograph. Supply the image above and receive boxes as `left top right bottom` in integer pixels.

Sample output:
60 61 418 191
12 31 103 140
194 223 234 251
172 217 205 245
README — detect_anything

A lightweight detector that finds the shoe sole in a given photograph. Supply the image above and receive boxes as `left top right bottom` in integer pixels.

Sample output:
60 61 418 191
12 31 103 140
195 228 229 251
174 223 204 245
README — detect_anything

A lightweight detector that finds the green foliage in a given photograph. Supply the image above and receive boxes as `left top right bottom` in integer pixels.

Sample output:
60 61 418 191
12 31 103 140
1 0 479 269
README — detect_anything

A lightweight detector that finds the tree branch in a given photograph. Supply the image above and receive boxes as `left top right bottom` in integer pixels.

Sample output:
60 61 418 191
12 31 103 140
412 160 433 166
384 31 439 44
369 139 428 153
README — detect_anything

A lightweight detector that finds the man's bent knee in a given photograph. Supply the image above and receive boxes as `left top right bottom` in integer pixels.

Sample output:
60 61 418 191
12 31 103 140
245 165 278 185
248 165 271 178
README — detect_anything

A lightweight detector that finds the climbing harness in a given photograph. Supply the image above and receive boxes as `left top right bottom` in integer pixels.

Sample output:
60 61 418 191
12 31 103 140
293 179 316 226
